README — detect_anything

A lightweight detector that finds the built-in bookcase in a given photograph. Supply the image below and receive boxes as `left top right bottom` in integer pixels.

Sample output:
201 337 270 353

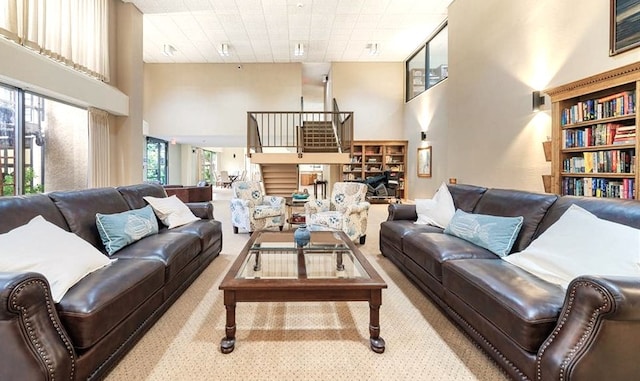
546 62 640 199
342 140 407 200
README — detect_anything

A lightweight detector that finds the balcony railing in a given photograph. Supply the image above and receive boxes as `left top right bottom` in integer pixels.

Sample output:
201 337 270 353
247 110 353 154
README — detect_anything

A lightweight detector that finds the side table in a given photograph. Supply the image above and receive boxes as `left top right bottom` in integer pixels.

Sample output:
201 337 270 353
313 180 328 199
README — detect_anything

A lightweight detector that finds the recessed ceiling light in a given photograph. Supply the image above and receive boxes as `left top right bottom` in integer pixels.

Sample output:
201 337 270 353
219 43 230 57
294 43 304 56
162 44 176 57
367 43 379 56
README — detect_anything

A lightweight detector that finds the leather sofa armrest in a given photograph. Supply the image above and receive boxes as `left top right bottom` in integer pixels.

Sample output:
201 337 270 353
0 272 75 381
186 202 214 219
536 275 640 381
387 203 417 221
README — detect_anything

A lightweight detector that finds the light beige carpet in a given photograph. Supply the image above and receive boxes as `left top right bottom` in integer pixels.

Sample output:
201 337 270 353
106 189 509 381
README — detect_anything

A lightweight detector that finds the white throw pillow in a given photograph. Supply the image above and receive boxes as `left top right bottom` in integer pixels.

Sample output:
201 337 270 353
415 182 456 228
0 215 113 302
504 204 640 289
143 195 200 229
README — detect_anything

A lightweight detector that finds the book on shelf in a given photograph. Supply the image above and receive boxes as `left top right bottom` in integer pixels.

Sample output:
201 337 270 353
560 90 636 125
562 177 635 199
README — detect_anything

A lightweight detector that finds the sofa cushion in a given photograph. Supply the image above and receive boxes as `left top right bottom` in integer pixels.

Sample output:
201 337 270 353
447 183 487 212
472 188 557 253
443 259 565 353
49 188 132 251
0 215 113 302
0 193 69 234
444 210 523 257
96 205 159 255
56 258 165 349
117 183 167 210
505 204 640 289
113 232 201 281
163 219 222 256
415 182 455 228
402 232 498 282
379 220 441 254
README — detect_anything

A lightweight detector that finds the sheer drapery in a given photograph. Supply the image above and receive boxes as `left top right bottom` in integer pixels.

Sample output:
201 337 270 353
88 107 110 187
0 0 110 82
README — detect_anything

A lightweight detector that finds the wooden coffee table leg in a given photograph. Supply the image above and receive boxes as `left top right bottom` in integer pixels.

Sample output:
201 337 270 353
220 291 236 354
369 290 385 353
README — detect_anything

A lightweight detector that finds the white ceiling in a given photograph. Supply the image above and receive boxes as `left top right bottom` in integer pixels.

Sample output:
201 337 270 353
125 0 452 65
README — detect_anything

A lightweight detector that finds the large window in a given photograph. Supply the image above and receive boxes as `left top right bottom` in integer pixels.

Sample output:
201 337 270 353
146 137 168 184
406 23 448 101
0 84 87 196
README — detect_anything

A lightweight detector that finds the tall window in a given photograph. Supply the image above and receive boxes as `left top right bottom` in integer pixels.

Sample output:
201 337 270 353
406 23 448 101
146 137 168 184
0 83 87 196
200 149 217 184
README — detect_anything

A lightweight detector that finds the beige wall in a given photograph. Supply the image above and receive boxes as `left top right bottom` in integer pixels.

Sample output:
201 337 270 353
143 63 303 144
331 62 405 140
405 0 640 198
112 1 144 186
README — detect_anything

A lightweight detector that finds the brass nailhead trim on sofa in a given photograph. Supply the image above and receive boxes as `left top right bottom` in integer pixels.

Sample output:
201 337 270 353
11 279 75 381
535 281 609 381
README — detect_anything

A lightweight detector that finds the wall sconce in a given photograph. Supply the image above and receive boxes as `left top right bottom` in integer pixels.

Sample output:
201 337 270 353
421 131 427 140
532 91 545 112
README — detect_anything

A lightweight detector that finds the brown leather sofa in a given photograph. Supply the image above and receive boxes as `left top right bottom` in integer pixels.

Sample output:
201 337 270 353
380 184 640 381
0 183 222 380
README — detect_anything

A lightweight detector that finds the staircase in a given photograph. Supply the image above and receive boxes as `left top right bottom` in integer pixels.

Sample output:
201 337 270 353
301 121 339 152
260 163 299 197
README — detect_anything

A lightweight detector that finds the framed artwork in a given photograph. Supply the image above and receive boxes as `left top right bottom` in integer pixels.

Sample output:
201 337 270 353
610 0 640 55
417 146 432 178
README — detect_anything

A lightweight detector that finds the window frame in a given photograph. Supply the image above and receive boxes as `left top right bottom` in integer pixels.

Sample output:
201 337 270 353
406 21 448 102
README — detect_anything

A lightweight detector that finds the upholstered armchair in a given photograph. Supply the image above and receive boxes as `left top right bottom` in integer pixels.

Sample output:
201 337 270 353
230 181 286 233
304 182 370 244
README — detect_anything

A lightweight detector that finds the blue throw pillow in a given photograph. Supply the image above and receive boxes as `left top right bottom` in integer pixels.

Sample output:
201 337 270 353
96 205 159 255
444 209 524 257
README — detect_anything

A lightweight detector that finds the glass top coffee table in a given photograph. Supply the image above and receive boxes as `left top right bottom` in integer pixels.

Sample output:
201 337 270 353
219 230 387 354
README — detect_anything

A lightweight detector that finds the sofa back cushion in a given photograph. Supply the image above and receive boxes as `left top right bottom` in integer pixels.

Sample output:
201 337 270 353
473 188 558 253
535 196 640 238
117 183 167 210
447 184 487 212
49 188 131 250
0 193 69 233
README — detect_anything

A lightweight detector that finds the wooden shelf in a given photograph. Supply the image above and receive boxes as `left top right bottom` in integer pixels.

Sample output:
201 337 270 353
344 140 407 199
546 62 640 199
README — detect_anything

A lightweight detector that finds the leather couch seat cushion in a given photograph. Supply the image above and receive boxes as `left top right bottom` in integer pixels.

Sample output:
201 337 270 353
443 259 565 353
113 232 201 281
379 220 441 253
56 258 165 350
162 219 222 254
403 232 498 281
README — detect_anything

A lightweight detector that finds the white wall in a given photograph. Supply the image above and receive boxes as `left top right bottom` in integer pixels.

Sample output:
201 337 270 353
0 34 128 116
143 63 303 145
331 62 405 140
405 0 640 198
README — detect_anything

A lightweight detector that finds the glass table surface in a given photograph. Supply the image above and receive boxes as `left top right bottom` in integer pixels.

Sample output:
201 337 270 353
236 231 369 280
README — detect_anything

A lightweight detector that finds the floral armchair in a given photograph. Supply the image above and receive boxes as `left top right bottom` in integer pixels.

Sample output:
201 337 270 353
304 182 370 244
230 181 286 233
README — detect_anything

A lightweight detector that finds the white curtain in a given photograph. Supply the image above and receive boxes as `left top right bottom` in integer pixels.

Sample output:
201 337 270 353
0 0 110 82
88 107 110 187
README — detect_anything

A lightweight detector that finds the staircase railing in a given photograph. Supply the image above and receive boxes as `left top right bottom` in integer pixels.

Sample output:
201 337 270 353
246 110 353 154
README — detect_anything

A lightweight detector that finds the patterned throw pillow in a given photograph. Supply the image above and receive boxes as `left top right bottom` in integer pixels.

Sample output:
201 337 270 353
444 209 524 257
96 205 159 255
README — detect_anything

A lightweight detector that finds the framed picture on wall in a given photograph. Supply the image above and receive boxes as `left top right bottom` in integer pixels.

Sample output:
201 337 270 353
610 0 640 55
417 146 432 178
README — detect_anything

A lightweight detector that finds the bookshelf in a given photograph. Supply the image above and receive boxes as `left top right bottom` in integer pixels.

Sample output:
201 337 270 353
546 62 640 199
342 140 407 200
